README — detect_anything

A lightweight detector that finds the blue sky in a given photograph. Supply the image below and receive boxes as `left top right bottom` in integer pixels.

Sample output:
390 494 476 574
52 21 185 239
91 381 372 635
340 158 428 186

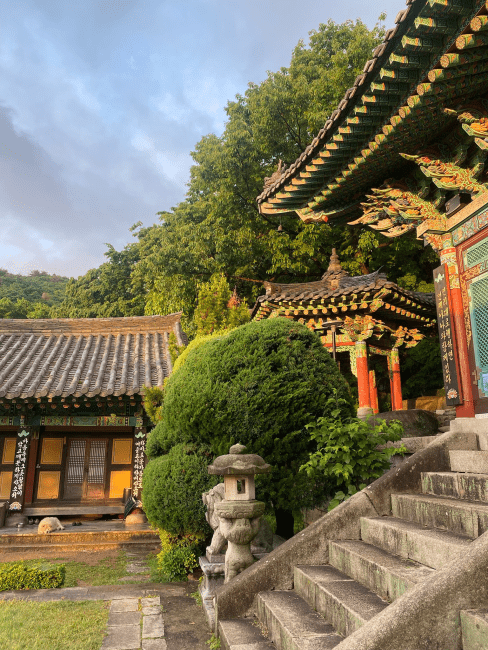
0 0 405 278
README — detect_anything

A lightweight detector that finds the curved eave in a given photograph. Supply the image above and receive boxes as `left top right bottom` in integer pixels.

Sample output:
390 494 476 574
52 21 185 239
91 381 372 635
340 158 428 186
257 0 487 222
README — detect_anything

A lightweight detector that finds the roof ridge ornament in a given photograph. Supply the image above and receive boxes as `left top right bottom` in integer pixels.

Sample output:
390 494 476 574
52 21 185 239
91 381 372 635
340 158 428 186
327 248 343 273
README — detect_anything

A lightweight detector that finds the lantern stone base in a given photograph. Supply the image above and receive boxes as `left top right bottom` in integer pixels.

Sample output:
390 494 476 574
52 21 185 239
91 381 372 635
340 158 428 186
199 555 225 628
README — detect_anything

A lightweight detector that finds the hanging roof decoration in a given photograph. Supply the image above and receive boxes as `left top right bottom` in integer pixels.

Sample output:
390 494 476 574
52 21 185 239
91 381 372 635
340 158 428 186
257 0 488 231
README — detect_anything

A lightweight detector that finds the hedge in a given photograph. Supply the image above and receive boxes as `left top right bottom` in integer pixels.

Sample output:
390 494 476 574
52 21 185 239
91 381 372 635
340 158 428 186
0 562 66 591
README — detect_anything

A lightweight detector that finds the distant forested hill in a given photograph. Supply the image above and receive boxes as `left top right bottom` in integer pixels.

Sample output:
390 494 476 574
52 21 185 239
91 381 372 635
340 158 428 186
0 269 69 318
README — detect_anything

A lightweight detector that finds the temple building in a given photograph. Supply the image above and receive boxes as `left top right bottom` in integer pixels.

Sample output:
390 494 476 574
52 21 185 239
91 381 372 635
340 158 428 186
252 250 436 417
257 0 488 419
0 314 186 519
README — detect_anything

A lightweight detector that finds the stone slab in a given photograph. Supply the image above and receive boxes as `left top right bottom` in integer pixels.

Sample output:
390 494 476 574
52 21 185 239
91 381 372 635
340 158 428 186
328 539 434 601
101 624 141 649
391 492 488 538
110 598 140 613
257 590 343 650
450 451 488 474
295 565 387 637
141 596 160 606
461 609 488 650
108 611 141 627
142 605 160 615
142 613 165 638
360 516 471 569
142 640 168 650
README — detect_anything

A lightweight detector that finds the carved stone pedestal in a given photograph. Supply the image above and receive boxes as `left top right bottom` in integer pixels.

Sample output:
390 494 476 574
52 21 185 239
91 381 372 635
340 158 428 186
199 555 225 628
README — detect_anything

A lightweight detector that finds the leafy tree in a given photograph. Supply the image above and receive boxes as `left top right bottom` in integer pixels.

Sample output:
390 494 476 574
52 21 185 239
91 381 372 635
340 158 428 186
55 243 144 318
144 318 354 538
193 274 250 335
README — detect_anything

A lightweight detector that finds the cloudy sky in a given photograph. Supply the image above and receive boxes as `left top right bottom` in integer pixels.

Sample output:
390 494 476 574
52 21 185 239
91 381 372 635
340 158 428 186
0 0 405 278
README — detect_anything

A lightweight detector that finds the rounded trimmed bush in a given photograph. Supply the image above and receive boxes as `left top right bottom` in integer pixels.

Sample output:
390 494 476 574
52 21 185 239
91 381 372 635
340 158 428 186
142 443 218 535
144 318 354 537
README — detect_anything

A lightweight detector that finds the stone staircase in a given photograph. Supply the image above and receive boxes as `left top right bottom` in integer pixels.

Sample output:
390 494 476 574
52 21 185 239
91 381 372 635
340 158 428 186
217 421 488 650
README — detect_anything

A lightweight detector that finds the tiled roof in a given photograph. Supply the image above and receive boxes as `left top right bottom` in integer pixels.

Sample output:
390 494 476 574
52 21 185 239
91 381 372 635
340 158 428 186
257 0 488 223
251 251 436 326
0 314 186 400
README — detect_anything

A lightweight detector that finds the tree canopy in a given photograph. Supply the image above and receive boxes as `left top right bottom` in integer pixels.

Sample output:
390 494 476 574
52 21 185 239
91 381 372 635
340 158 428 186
9 14 442 396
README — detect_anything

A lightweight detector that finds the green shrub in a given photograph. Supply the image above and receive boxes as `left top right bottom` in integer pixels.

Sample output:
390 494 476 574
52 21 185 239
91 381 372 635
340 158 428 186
0 562 65 591
144 318 354 538
142 443 218 535
158 545 199 582
300 391 407 510
154 530 204 582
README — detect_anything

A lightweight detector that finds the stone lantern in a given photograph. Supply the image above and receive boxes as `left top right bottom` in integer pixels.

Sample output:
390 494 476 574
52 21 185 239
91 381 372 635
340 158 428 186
207 443 271 583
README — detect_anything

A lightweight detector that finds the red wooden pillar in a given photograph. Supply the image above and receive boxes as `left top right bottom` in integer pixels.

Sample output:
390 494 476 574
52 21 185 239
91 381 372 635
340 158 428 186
369 370 379 414
389 348 403 411
356 341 372 418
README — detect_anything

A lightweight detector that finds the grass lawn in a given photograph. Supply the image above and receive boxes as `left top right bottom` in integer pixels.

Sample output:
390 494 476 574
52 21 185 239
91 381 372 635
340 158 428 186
0 600 108 650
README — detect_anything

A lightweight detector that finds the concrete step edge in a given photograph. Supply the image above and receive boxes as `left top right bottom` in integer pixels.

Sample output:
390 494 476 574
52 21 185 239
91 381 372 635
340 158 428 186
328 539 434 602
449 450 488 474
257 589 343 650
421 471 488 503
219 619 274 650
391 492 488 538
294 565 387 638
360 516 472 569
460 609 488 650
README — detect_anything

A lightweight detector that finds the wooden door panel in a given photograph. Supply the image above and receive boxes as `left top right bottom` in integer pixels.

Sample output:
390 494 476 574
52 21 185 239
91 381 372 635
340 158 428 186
64 440 86 501
86 440 107 499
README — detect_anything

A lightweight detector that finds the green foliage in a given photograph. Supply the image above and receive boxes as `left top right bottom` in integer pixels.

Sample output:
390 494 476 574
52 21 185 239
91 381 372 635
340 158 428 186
206 634 221 649
300 392 406 510
0 269 68 307
0 561 65 591
157 545 199 582
142 443 218 535
54 242 144 318
142 385 166 424
154 530 204 582
148 319 354 525
168 331 186 365
193 274 250 335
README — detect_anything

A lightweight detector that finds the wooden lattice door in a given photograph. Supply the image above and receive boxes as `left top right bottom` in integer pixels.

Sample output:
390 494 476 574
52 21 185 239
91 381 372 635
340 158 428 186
64 439 108 501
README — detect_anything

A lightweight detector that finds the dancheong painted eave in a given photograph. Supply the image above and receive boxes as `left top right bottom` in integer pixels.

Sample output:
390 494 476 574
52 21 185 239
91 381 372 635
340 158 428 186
257 0 488 223
0 314 187 400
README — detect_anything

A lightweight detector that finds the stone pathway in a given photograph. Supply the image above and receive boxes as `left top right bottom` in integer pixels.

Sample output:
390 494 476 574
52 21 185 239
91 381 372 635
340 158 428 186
103 596 165 650
118 551 151 583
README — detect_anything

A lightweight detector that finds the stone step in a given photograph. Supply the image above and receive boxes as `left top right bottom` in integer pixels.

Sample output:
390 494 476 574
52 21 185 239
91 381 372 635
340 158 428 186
478 432 488 451
0 540 160 554
422 471 488 503
450 418 488 435
256 590 343 650
360 516 472 569
391 493 488 538
294 565 387 637
0 529 159 546
450 451 488 474
328 539 434 602
219 619 275 650
461 610 488 650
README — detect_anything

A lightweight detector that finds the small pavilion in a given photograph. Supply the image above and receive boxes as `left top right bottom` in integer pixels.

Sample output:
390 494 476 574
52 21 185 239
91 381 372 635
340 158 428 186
252 250 436 417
